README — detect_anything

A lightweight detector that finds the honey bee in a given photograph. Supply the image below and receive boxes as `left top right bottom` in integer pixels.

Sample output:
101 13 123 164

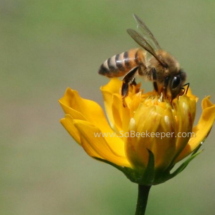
98 14 188 102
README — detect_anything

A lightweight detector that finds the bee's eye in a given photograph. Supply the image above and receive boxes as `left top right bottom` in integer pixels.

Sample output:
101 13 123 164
171 76 181 89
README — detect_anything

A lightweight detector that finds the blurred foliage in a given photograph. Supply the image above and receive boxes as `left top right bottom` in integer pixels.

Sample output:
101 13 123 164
1 0 215 215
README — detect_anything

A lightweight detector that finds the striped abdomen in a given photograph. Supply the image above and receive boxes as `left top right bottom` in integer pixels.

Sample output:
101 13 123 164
98 48 146 78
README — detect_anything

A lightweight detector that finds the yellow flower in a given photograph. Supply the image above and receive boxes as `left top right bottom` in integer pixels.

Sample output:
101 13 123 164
59 79 215 185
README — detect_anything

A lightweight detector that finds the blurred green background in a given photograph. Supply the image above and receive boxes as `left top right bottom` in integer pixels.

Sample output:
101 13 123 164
1 0 215 214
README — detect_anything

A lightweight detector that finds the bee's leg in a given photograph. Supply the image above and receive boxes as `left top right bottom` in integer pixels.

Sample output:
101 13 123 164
183 83 190 94
163 76 170 99
121 67 139 97
180 83 190 96
121 67 139 106
131 79 137 86
151 68 158 92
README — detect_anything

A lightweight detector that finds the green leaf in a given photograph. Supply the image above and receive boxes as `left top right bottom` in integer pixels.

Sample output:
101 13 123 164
93 157 124 172
169 150 202 179
140 149 155 184
192 141 204 155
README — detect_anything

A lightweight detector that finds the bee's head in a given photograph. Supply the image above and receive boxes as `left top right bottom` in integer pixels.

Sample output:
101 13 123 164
166 70 187 100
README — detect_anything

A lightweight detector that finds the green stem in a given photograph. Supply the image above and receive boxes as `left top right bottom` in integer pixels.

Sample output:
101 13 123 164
135 184 151 215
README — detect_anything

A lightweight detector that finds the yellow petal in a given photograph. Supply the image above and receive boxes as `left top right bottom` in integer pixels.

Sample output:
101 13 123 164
139 105 176 170
172 95 195 162
59 88 108 130
176 96 215 162
61 117 102 159
202 96 213 109
80 135 104 159
60 115 81 145
100 78 141 132
60 88 128 158
74 120 131 167
111 94 123 133
100 78 122 130
126 91 142 115
186 88 198 102
112 94 131 135
100 78 122 94
74 118 128 159
152 107 177 170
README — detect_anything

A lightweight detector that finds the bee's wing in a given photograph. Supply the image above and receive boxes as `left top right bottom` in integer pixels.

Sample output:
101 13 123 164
127 28 156 56
127 28 167 67
133 14 161 50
